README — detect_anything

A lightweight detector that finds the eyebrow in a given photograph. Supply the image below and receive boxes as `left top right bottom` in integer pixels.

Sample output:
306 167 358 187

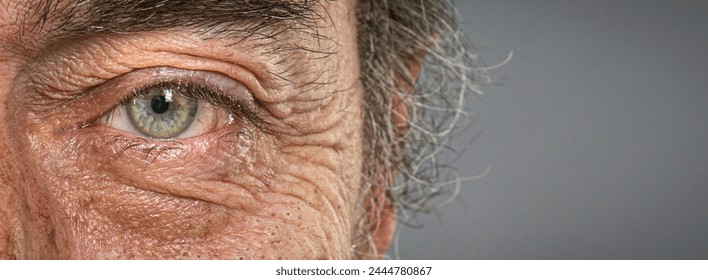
24 0 325 41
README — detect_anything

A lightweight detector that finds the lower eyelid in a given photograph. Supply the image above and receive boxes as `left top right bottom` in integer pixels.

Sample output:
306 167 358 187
69 128 186 160
60 112 262 183
77 126 241 163
110 136 186 159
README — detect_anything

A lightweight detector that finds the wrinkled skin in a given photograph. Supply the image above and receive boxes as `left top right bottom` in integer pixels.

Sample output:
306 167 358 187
0 0 393 259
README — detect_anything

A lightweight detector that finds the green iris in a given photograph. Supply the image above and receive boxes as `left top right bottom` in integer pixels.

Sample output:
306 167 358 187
126 84 198 139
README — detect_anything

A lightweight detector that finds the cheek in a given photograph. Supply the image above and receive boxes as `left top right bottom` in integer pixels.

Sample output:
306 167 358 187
14 120 360 259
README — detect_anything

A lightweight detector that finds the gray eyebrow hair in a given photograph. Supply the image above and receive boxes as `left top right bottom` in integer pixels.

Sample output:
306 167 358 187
24 0 325 41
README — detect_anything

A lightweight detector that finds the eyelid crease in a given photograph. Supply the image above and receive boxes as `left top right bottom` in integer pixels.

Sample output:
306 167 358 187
26 36 280 103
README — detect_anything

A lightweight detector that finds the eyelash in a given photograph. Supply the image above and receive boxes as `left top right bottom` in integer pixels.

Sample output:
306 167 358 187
113 80 264 129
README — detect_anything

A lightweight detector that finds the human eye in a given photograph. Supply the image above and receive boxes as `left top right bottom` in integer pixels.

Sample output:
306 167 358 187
108 81 207 139
94 67 261 141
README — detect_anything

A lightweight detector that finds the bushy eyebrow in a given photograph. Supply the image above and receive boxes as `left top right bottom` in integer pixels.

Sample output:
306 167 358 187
22 0 325 41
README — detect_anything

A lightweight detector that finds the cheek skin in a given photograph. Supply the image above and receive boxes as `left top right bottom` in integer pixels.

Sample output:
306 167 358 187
0 1 366 259
20 125 359 259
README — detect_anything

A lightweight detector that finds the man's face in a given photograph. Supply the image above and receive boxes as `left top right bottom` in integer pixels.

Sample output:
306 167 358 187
0 0 379 259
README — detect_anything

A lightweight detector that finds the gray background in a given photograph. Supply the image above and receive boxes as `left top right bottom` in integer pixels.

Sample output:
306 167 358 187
393 1 708 259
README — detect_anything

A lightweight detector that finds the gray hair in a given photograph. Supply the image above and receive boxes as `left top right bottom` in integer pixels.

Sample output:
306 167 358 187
355 0 485 257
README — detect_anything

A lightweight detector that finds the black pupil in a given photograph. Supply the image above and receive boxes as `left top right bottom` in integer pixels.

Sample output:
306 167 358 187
151 95 170 114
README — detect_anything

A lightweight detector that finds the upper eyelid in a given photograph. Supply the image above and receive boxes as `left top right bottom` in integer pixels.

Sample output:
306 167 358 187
107 67 266 125
25 34 281 103
119 67 255 104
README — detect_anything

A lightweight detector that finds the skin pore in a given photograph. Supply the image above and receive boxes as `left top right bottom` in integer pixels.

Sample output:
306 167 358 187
0 0 396 259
